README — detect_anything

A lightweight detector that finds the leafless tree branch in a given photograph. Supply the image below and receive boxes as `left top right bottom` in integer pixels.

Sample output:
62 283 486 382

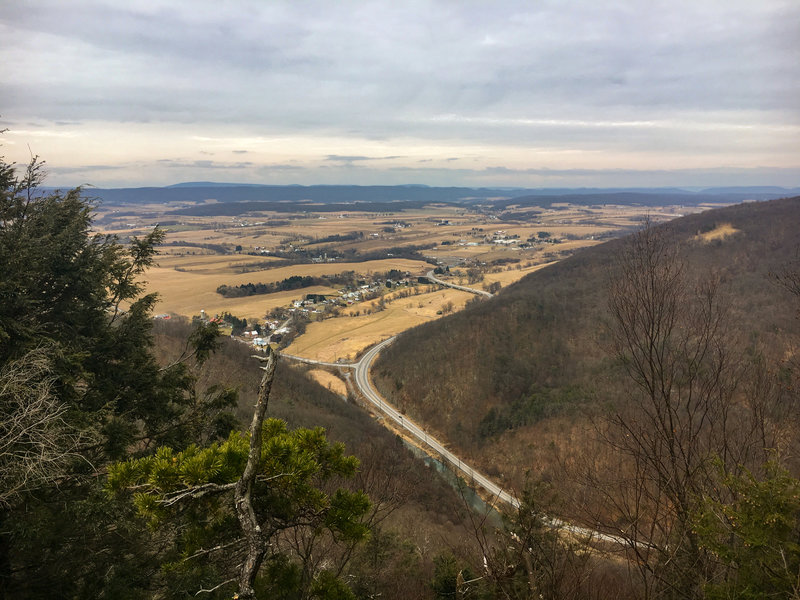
0 348 92 507
233 347 279 599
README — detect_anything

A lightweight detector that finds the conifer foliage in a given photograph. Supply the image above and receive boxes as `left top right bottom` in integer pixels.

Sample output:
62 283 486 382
0 148 371 598
108 419 370 598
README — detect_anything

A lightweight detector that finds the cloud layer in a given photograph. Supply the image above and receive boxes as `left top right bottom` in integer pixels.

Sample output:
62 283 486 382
1 1 798 187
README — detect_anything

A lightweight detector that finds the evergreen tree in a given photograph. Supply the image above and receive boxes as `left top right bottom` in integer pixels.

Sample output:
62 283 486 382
0 147 372 598
693 461 800 599
0 151 236 596
108 418 370 598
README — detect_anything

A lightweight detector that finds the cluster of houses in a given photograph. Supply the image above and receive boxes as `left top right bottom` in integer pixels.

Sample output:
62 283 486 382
232 319 292 349
203 270 417 350
231 218 267 228
434 230 527 250
488 230 520 245
290 273 415 314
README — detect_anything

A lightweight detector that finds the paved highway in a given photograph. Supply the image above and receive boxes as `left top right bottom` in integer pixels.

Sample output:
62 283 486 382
280 354 347 368
352 337 520 508
426 270 494 298
282 338 635 547
282 341 517 506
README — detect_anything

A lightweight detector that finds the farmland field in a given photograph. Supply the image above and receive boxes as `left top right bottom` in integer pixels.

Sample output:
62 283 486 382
96 197 720 362
144 258 430 319
306 369 348 397
284 287 473 362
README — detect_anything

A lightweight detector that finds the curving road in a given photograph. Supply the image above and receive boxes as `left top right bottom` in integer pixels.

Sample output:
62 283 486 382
352 337 520 508
280 354 347 368
284 338 517 508
426 270 494 298
282 338 635 547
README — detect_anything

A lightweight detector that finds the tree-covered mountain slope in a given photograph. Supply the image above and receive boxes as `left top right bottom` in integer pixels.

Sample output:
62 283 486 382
373 196 800 488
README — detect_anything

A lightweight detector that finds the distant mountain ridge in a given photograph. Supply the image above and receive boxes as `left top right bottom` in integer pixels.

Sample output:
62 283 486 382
57 182 800 212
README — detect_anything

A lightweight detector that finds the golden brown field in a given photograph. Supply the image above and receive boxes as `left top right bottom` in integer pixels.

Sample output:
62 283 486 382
96 198 708 361
143 258 429 319
284 287 473 362
697 222 740 242
306 369 348 397
480 261 558 288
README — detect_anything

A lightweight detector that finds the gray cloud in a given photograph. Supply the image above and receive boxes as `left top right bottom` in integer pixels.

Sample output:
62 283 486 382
257 164 306 171
325 155 403 163
1 0 798 187
155 159 253 170
325 155 372 163
49 164 126 174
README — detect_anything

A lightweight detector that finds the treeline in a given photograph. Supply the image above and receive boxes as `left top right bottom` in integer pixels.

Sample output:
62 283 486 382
310 231 364 244
217 269 414 298
161 239 233 254
492 190 792 210
169 199 455 216
242 242 437 267
217 275 321 297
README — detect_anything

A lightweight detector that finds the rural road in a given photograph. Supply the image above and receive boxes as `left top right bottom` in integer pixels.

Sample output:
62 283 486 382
283 338 635 547
426 270 494 298
351 337 521 508
284 338 519 508
281 338 519 508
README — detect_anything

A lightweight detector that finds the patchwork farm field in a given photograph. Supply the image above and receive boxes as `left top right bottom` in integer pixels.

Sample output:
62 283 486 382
143 258 429 320
284 287 473 362
96 197 719 369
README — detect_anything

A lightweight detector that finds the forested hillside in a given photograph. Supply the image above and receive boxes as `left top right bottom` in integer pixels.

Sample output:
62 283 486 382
376 197 800 469
375 196 800 596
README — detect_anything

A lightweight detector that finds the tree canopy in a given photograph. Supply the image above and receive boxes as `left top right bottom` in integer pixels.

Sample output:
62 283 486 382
0 151 371 598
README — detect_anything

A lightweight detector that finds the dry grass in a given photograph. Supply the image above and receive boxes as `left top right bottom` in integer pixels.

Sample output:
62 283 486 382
148 282 340 320
143 258 430 319
284 287 473 362
481 261 557 288
155 254 281 272
305 369 348 398
697 223 740 243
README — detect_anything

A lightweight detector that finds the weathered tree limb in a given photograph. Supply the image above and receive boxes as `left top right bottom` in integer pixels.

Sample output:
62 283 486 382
181 539 244 563
233 348 279 599
195 577 237 596
160 481 237 506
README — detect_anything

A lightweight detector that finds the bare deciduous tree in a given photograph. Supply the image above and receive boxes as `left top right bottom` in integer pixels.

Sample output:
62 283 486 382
0 348 88 507
234 347 279 599
597 222 741 598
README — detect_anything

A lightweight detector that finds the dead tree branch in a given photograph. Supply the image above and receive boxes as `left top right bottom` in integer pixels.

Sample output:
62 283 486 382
233 347 279 599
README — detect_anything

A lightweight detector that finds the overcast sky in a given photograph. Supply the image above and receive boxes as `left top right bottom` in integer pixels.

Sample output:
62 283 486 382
1 0 798 188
